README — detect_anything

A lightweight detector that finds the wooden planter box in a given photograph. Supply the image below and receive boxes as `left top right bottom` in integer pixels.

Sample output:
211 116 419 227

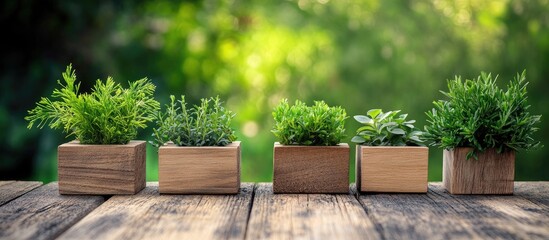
58 141 146 195
443 148 515 194
158 141 241 194
356 146 428 193
273 142 349 193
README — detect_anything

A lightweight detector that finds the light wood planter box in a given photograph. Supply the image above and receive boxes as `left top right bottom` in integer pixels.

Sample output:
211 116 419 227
443 148 515 195
58 141 146 195
158 141 241 194
273 142 349 193
356 146 428 193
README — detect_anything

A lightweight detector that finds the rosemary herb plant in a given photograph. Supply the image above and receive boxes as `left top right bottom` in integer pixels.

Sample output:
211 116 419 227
424 71 542 159
151 95 237 147
26 64 159 144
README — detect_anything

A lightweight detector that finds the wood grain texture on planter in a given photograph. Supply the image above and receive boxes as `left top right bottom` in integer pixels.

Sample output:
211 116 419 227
58 141 146 195
273 142 349 193
0 181 42 206
443 148 515 194
58 182 253 240
357 146 428 193
0 182 104 240
159 141 240 194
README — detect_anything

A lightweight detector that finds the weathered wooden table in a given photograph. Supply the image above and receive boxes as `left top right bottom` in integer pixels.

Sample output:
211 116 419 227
0 181 548 239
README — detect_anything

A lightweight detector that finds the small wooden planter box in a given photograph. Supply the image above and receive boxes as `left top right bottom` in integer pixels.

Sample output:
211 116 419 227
273 142 349 193
356 146 428 193
158 141 241 194
58 141 146 195
443 148 515 194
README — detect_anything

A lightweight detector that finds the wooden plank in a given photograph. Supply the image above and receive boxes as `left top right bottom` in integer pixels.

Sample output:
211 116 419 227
58 182 254 240
429 183 549 239
514 182 549 207
357 146 428 193
0 182 105 240
273 143 349 193
246 183 380 239
58 140 146 195
443 148 515 194
356 182 549 239
159 141 240 194
0 181 42 206
356 183 481 239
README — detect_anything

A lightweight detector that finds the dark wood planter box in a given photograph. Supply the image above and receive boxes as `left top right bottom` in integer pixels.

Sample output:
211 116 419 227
273 142 349 193
58 141 146 195
158 141 241 194
443 147 515 194
356 146 428 193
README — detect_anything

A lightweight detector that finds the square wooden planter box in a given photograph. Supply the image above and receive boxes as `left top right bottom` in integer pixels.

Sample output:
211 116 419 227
158 141 241 194
273 142 350 193
356 146 428 193
58 141 146 195
443 148 515 194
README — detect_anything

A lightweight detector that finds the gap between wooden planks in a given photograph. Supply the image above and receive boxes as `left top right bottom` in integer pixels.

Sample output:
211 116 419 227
0 181 42 206
0 182 105 240
1 182 548 240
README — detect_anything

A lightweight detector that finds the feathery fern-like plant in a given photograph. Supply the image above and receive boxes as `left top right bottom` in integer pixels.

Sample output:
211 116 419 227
26 64 160 144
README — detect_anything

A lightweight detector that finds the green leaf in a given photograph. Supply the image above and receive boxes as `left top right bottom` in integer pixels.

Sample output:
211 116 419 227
354 115 372 124
351 136 366 143
381 122 397 130
409 136 422 142
357 125 375 132
390 128 406 135
367 109 382 118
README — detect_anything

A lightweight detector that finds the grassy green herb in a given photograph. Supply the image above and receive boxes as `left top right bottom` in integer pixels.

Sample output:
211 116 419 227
352 109 424 146
272 99 347 146
26 64 160 144
424 71 542 159
151 95 237 147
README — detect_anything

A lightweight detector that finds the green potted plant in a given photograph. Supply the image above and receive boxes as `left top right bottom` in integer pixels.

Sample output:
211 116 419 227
152 95 240 194
26 64 159 195
271 99 349 193
424 71 542 194
352 109 428 193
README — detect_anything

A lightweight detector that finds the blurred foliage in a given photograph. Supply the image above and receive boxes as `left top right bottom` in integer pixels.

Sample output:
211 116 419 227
1 0 548 182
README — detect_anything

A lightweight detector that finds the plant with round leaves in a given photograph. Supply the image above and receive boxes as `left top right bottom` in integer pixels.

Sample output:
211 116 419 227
424 70 542 159
352 109 424 146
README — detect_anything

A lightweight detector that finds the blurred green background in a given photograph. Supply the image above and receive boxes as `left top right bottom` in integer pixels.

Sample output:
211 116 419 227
1 0 548 183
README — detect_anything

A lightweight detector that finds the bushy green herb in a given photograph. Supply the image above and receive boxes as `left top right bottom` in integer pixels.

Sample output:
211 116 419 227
26 65 159 144
152 95 237 147
352 109 424 146
424 71 542 159
272 99 347 146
